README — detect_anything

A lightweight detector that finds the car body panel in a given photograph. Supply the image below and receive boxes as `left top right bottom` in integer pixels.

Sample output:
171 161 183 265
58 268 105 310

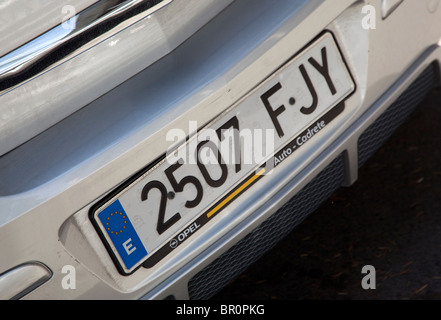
0 0 440 299
0 0 233 156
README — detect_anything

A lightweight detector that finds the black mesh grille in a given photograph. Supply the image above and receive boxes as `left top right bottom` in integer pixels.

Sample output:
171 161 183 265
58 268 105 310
188 156 345 300
358 63 438 167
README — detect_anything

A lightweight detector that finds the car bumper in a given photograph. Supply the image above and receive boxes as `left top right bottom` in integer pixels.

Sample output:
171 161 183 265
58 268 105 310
0 0 440 299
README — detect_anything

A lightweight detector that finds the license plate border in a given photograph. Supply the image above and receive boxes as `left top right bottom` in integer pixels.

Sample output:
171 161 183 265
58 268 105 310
89 31 356 276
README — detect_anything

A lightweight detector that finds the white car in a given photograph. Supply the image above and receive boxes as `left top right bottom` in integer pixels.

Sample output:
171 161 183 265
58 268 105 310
0 0 440 300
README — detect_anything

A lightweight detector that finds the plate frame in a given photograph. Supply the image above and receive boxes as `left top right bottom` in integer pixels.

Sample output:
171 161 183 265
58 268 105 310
89 30 356 276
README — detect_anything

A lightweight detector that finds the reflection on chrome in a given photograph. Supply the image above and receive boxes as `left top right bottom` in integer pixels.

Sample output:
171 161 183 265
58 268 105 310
0 0 172 92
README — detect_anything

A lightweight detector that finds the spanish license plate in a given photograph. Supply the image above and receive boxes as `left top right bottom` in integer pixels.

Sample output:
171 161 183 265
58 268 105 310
91 33 355 275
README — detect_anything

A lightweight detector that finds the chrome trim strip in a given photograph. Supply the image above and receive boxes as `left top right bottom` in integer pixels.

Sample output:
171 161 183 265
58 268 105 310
0 0 172 92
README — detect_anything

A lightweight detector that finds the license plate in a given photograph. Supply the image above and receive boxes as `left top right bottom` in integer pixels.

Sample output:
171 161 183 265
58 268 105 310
90 33 355 275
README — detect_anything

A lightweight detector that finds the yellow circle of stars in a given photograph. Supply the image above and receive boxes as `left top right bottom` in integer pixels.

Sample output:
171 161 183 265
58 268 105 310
106 211 128 235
